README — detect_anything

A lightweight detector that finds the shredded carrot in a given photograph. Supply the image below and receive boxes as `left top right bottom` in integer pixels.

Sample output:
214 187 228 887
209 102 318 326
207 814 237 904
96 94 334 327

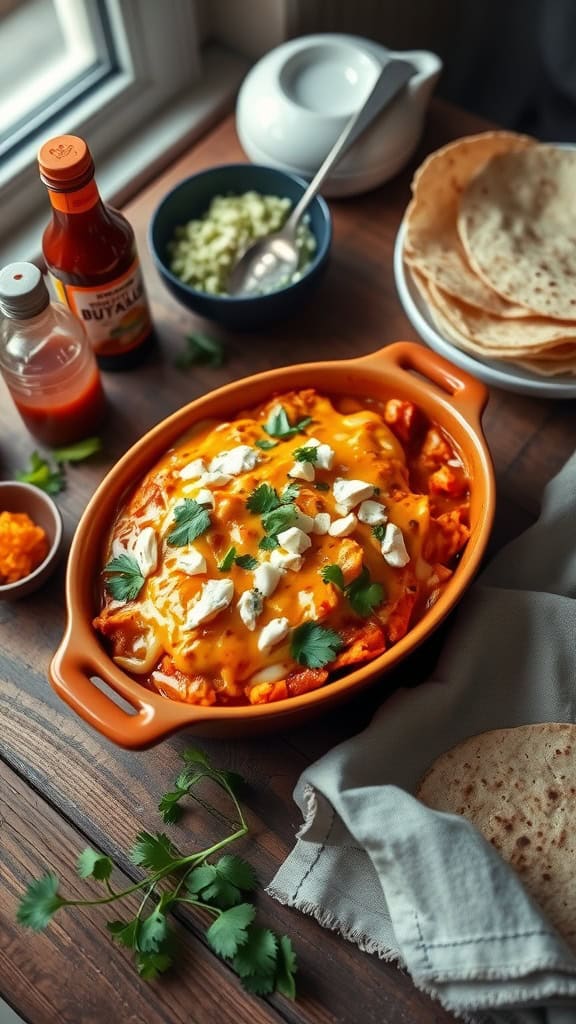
0 511 49 585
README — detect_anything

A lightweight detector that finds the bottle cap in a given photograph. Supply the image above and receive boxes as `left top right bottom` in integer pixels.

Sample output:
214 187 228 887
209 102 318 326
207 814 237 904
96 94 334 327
37 135 95 191
0 262 50 319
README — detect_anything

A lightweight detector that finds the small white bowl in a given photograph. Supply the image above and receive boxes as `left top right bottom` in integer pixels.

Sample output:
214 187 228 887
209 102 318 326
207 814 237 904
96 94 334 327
236 33 442 197
0 481 63 600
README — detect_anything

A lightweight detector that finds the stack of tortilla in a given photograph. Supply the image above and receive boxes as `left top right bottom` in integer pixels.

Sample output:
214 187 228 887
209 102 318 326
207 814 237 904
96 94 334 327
417 723 576 955
404 132 576 377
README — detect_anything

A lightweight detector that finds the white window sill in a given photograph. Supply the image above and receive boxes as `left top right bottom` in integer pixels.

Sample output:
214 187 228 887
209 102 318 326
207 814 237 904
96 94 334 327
0 45 248 267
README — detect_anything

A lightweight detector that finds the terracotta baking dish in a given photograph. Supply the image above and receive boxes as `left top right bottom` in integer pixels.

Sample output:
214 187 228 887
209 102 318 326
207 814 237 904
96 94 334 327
50 342 495 748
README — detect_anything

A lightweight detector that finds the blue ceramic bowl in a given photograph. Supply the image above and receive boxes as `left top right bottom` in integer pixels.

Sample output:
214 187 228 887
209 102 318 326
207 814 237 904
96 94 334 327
148 163 332 330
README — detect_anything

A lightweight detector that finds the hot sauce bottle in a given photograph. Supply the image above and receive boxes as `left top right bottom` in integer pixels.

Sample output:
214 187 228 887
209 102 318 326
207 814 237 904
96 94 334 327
0 261 106 446
38 134 154 370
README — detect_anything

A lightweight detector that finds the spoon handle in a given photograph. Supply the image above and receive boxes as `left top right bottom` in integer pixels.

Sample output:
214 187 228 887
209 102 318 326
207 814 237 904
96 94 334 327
286 58 415 230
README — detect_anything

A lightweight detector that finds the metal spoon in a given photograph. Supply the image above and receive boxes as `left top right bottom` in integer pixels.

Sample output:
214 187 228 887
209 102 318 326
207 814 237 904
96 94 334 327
227 58 415 297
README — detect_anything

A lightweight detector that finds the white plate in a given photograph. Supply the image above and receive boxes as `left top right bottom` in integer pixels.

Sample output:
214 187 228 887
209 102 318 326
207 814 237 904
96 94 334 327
393 220 576 399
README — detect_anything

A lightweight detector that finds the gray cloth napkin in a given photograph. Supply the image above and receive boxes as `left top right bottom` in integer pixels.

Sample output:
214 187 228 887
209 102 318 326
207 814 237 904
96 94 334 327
268 452 576 1024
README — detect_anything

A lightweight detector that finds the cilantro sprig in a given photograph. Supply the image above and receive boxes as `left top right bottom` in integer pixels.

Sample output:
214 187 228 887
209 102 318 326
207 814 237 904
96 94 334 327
262 405 312 441
217 546 259 572
290 622 344 669
167 499 211 546
246 483 301 550
17 747 297 997
15 439 102 495
175 332 225 369
292 444 318 465
102 553 145 602
320 563 384 618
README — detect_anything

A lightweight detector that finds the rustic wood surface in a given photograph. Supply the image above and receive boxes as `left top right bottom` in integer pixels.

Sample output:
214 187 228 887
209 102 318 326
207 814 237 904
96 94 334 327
1 98 575 1024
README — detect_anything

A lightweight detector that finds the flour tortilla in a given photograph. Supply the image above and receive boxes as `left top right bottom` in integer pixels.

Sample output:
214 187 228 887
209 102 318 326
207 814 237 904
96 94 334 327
416 724 576 954
404 131 535 317
458 145 576 320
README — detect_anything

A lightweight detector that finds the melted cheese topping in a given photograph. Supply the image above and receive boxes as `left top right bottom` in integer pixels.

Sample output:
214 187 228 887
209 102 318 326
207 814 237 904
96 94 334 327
94 389 470 706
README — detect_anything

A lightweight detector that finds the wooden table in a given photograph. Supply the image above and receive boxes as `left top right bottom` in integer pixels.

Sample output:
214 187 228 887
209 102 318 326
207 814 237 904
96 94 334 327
1 100 575 1024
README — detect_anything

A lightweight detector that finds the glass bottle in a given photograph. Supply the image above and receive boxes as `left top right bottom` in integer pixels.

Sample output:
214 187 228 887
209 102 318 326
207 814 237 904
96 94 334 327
0 261 106 446
38 134 154 370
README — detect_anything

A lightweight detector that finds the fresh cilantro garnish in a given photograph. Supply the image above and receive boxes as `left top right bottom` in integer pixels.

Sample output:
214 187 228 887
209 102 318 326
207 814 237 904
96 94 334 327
372 524 387 541
175 332 224 369
280 482 300 503
17 747 298 997
292 444 318 464
246 483 280 514
15 451 65 495
254 439 278 450
167 499 211 546
218 545 237 571
261 503 298 537
320 563 384 618
52 437 102 462
102 553 145 602
290 622 344 669
258 535 279 551
314 481 330 492
235 554 258 571
263 404 312 440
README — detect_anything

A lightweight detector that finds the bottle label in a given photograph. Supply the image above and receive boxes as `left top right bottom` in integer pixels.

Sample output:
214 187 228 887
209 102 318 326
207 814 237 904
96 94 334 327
49 259 152 356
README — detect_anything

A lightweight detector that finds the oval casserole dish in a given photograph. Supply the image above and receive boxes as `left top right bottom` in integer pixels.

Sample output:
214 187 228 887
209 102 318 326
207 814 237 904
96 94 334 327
50 342 495 748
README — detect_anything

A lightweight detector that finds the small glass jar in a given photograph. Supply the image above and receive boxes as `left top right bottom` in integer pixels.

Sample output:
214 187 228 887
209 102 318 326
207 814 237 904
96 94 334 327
0 261 106 446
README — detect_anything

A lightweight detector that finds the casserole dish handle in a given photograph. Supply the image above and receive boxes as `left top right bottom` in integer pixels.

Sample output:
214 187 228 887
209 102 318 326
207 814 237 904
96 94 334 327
359 341 489 424
50 639 208 749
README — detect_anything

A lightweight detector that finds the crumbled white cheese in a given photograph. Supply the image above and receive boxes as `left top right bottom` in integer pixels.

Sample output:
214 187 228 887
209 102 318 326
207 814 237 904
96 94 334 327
298 589 316 619
257 617 290 653
209 445 259 477
328 513 357 537
270 549 304 572
248 662 291 684
312 512 331 535
199 470 232 488
306 437 335 470
132 527 158 577
111 537 125 558
179 458 206 480
253 562 282 597
185 578 234 629
237 589 263 631
175 546 207 576
293 508 315 533
381 523 410 568
196 488 215 508
276 526 312 554
288 461 315 482
332 478 374 512
357 500 387 526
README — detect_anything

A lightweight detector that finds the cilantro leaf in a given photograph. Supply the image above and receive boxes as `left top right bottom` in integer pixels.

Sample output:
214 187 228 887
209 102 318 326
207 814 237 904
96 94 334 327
206 903 256 958
233 926 277 978
138 906 170 952
215 855 258 893
255 439 278 450
263 405 312 440
235 554 258 571
185 864 218 894
52 437 102 463
292 444 318 464
158 790 185 824
107 918 139 948
76 848 113 881
241 972 277 995
136 950 173 980
218 545 237 572
258 535 279 551
17 873 64 931
129 832 179 872
102 553 145 602
290 622 344 669
346 567 384 617
181 747 211 766
261 503 298 537
372 524 386 541
275 934 298 999
320 564 345 590
16 451 65 495
246 483 280 514
167 499 211 546
175 332 224 369
280 482 300 503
